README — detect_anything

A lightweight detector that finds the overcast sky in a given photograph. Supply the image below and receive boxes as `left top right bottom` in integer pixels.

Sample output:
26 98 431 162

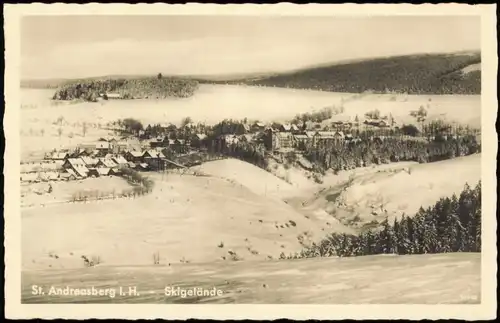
21 15 480 79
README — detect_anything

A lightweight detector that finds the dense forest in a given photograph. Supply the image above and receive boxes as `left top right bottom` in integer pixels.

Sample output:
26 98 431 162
304 135 481 172
218 52 481 95
210 139 269 169
282 182 481 259
51 77 199 101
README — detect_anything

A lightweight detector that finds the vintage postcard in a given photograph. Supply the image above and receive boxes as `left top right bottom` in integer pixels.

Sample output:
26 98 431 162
4 3 497 320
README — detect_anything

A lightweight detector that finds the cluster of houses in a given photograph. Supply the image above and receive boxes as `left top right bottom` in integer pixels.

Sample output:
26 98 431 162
20 154 136 183
213 122 365 152
21 134 198 183
20 160 64 183
21 116 401 183
56 147 202 180
144 124 361 154
148 136 195 153
64 155 132 178
262 117 398 151
21 136 141 183
143 118 394 154
75 136 141 155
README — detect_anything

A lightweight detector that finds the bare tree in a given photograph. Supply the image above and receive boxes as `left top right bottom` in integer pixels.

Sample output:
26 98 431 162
82 122 88 137
181 116 193 128
153 251 160 265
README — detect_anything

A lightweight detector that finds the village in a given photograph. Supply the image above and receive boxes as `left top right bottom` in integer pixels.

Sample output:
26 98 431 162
19 113 398 182
20 103 481 187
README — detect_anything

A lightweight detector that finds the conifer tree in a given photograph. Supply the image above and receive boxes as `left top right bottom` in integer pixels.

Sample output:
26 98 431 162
392 218 400 254
380 217 395 254
473 181 482 252
422 207 438 253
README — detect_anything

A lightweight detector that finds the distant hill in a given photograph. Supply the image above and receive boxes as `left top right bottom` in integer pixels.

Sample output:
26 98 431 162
205 52 481 95
22 51 481 95
44 76 199 101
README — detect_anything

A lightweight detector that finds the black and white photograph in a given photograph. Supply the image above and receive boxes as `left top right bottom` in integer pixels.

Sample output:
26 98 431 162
4 3 497 320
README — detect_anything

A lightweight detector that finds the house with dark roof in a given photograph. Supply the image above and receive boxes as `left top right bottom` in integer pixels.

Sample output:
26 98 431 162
377 120 390 128
125 150 144 163
62 158 89 178
74 148 96 157
143 150 166 159
251 121 266 132
169 139 190 154
143 150 166 170
150 136 168 148
191 133 208 149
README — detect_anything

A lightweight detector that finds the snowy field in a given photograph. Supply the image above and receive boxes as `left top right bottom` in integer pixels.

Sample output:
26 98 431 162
284 154 482 228
22 155 480 271
21 176 131 208
22 168 354 271
22 252 480 304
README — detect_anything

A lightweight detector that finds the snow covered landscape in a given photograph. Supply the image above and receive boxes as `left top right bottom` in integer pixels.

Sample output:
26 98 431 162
14 12 489 311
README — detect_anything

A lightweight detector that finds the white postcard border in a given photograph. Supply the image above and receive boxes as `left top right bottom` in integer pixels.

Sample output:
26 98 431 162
4 3 497 320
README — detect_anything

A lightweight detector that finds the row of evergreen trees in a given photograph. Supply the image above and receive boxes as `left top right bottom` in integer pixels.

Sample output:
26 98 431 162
209 140 269 169
282 182 481 260
305 135 480 172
